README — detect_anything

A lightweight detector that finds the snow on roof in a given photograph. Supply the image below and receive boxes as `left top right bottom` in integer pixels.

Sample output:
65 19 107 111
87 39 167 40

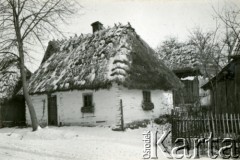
161 44 202 71
0 53 21 103
27 23 183 94
161 43 218 78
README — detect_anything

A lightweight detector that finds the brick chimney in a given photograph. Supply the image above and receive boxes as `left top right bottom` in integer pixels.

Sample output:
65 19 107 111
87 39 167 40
91 21 103 33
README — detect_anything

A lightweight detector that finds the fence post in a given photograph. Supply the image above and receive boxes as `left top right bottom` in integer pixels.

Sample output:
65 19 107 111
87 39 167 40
207 113 211 135
171 109 176 144
238 114 240 134
234 114 238 135
218 114 222 138
211 113 215 137
222 114 226 137
230 114 234 136
226 113 230 136
120 99 124 131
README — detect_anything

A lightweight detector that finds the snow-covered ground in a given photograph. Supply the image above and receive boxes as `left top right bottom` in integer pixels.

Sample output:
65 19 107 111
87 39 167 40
0 126 147 160
0 126 211 160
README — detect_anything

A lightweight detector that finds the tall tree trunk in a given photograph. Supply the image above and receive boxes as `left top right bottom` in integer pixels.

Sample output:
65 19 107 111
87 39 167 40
12 3 39 131
18 42 39 131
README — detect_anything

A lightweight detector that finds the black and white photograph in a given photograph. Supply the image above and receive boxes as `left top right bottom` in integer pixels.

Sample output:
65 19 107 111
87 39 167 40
0 0 240 159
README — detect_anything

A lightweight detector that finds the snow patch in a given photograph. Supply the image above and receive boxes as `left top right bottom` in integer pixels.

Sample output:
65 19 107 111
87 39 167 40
181 76 195 81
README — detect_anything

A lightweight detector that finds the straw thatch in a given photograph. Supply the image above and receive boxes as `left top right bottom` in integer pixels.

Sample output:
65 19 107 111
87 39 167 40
0 53 22 103
162 44 201 71
161 43 218 78
27 23 182 94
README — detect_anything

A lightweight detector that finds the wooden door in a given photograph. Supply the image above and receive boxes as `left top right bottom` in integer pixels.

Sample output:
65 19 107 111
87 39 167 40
48 95 58 126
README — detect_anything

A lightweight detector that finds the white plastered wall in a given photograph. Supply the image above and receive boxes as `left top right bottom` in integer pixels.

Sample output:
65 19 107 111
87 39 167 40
198 76 211 106
27 84 173 127
118 86 173 124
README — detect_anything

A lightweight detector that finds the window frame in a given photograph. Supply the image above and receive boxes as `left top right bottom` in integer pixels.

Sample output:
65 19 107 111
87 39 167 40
82 93 93 108
142 90 151 103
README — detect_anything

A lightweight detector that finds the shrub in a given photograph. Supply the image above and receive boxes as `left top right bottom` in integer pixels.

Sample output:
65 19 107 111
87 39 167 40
154 114 172 125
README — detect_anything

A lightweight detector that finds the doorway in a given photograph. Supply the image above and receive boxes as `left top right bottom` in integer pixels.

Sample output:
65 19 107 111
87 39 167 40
48 95 58 125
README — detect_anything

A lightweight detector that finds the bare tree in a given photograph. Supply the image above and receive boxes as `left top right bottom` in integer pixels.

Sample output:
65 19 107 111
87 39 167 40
0 0 79 131
188 27 225 75
155 26 231 113
213 3 240 59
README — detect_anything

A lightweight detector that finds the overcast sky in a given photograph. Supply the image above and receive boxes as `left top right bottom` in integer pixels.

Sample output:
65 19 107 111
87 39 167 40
28 0 240 72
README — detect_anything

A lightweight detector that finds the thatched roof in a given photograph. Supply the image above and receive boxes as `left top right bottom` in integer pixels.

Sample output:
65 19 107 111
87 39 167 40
0 53 23 103
27 23 182 94
162 44 201 71
161 44 218 78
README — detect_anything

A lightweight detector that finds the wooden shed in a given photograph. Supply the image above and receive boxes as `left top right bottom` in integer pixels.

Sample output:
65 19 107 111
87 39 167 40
202 46 240 114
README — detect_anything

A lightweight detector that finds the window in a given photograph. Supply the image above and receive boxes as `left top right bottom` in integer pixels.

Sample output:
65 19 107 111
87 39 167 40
142 91 154 110
81 93 94 113
143 91 151 102
83 94 93 107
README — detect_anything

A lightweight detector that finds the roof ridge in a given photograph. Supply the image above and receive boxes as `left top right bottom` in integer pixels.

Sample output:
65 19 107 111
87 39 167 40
49 22 135 44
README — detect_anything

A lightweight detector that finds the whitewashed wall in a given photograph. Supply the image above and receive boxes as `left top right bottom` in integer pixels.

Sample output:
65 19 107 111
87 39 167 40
55 84 119 126
27 83 173 127
27 84 119 127
118 86 173 124
198 76 211 106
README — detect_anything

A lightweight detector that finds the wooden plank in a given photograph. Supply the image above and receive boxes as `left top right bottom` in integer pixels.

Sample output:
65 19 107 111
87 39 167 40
176 116 179 138
230 114 234 135
196 117 199 138
192 115 194 138
215 114 218 138
238 114 240 134
219 114 222 138
120 99 124 131
234 114 238 134
201 115 206 155
175 116 177 140
201 112 204 133
204 114 207 136
214 114 219 151
174 114 177 141
184 116 187 140
199 117 202 138
226 113 230 137
179 117 182 138
211 112 215 137
208 113 211 134
187 116 191 148
222 114 226 137
189 116 191 138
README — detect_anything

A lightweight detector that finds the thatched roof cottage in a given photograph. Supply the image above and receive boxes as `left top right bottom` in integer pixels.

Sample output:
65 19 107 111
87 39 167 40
0 53 29 127
26 22 182 128
161 43 217 110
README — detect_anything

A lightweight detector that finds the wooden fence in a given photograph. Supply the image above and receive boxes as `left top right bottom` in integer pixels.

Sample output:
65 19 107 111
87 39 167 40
172 111 240 152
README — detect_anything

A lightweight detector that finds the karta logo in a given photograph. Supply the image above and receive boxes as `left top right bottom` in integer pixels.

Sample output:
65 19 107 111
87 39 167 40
142 130 239 159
